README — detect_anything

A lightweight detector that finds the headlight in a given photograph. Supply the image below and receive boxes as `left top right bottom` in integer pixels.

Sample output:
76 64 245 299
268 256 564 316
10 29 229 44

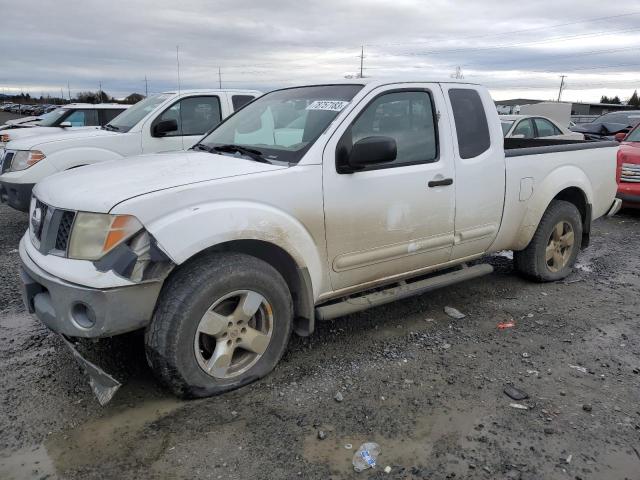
0 132 9 146
9 150 46 171
68 213 143 260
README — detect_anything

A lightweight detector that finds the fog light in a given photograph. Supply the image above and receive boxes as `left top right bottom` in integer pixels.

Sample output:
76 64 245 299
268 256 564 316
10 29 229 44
71 302 96 329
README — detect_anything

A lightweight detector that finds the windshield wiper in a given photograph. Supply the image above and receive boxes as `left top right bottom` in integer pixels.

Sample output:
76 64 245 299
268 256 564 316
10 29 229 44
212 144 272 164
191 143 213 152
102 124 120 132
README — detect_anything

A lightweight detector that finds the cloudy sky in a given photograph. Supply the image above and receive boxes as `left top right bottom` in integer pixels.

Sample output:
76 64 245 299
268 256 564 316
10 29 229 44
2 0 640 102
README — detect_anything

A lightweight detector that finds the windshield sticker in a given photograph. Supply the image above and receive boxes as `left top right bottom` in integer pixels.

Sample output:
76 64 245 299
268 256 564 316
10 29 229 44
306 100 349 112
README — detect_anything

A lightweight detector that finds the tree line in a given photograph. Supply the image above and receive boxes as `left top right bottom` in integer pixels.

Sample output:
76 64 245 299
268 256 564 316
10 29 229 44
600 90 640 106
1 91 145 105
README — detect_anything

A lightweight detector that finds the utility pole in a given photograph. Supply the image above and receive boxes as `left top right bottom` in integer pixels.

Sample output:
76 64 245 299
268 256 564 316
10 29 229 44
218 67 222 89
67 81 71 102
144 76 148 97
557 75 566 102
98 81 102 103
359 45 365 79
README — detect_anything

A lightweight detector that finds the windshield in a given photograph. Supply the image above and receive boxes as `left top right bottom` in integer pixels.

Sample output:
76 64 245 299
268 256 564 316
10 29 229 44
199 85 363 164
501 121 514 136
107 94 172 132
593 112 640 126
36 108 69 126
626 126 640 142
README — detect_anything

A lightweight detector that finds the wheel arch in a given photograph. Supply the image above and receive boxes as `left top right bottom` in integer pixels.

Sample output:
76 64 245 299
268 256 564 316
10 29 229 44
165 239 316 337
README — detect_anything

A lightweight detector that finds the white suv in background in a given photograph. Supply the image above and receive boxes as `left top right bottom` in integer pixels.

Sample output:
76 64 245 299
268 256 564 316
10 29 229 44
0 89 261 211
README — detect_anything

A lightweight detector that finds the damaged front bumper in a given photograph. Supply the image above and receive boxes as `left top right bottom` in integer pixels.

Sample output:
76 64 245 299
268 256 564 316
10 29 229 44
19 236 164 338
19 236 167 405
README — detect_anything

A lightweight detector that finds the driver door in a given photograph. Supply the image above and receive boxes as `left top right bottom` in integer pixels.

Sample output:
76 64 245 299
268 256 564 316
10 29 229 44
322 84 456 291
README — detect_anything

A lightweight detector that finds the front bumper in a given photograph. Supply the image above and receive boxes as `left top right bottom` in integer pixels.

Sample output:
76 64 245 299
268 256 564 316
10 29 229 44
0 180 34 212
616 192 640 205
19 238 163 338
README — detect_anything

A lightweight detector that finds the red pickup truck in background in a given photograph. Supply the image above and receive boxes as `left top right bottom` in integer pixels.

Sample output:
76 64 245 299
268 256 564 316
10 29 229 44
617 126 640 208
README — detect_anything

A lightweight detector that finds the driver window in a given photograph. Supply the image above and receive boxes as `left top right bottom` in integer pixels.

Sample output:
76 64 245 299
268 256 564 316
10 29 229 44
156 96 222 137
512 119 534 138
347 90 438 168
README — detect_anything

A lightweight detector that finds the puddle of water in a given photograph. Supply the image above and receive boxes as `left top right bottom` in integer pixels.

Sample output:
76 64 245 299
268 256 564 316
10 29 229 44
0 397 184 478
303 406 482 476
0 444 57 480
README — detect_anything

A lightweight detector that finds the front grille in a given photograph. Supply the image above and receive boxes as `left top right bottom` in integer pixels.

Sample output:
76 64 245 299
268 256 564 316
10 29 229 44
30 197 76 256
621 163 640 183
55 211 75 251
1 151 14 173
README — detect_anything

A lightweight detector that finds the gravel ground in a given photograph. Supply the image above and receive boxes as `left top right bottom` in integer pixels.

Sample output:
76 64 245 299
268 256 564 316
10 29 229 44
0 203 639 480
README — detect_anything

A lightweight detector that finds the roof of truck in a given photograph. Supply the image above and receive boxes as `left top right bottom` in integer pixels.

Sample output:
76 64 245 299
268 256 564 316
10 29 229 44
160 89 263 95
61 103 129 109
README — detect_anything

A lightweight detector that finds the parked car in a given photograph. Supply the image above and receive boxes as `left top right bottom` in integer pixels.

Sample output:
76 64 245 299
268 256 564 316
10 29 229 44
0 89 261 211
616 125 640 208
571 110 640 140
0 104 131 147
500 115 584 140
17 80 620 403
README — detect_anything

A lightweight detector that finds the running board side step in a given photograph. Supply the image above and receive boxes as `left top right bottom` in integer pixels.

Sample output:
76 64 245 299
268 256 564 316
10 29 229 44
315 263 493 321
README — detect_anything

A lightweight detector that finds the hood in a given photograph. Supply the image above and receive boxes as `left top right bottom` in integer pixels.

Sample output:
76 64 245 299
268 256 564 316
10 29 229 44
0 126 76 144
34 151 287 212
5 116 39 126
6 128 119 151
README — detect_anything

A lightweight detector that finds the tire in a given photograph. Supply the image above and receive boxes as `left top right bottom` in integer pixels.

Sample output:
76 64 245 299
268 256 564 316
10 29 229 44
145 252 293 398
514 200 583 282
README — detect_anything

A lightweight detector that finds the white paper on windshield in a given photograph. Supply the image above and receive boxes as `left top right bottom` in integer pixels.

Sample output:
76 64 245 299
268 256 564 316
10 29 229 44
306 100 349 112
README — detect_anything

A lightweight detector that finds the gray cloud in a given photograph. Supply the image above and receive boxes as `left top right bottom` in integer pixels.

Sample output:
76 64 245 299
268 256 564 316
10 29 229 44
2 0 640 102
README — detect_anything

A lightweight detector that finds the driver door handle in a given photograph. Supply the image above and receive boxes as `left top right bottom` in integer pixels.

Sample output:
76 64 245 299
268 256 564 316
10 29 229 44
428 178 453 188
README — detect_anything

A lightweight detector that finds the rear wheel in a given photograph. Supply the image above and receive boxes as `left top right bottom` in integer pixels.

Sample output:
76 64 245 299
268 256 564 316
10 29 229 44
514 200 582 282
145 252 293 398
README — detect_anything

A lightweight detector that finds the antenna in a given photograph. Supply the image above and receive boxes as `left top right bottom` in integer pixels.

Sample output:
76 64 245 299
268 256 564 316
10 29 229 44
176 45 181 95
218 67 222 89
144 75 148 97
67 81 71 103
359 45 365 78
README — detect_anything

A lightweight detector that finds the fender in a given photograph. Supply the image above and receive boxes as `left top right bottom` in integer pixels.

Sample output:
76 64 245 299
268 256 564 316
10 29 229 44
511 165 593 251
144 200 327 300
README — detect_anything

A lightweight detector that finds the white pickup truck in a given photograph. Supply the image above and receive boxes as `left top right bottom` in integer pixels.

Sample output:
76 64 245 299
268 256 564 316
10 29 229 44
0 89 261 211
18 80 621 403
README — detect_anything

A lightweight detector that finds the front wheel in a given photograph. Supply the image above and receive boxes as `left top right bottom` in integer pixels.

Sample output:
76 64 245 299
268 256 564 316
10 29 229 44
145 252 293 398
514 200 583 282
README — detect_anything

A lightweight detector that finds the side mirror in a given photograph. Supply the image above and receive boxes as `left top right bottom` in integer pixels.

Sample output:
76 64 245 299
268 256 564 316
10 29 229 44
614 132 627 142
59 121 72 128
153 119 178 137
346 136 397 171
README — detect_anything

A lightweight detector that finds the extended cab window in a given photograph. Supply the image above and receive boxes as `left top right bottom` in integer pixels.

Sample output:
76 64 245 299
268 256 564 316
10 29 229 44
448 89 490 159
232 95 255 111
157 96 222 136
346 90 438 168
65 109 99 127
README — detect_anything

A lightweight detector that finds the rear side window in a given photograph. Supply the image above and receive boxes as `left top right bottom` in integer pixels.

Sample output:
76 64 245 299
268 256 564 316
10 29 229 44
534 118 562 137
512 119 534 138
448 89 490 159
232 95 255 111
